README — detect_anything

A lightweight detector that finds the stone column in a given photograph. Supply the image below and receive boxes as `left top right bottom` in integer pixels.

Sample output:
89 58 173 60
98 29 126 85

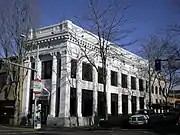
118 72 122 114
50 54 57 117
136 96 140 111
21 58 31 116
106 69 111 115
128 95 132 114
59 53 70 119
76 61 82 117
35 56 42 79
93 67 98 116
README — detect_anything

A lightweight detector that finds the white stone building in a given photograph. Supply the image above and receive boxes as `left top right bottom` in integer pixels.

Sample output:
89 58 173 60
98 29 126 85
21 20 164 127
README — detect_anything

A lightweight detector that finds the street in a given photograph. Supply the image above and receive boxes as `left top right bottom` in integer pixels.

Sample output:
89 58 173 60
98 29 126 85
0 125 179 135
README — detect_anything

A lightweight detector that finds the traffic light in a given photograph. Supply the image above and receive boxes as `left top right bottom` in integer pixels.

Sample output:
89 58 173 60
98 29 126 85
155 59 161 71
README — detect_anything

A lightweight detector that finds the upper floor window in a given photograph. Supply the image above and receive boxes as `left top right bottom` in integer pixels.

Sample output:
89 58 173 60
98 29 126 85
42 60 52 79
146 81 148 92
155 86 158 94
139 79 144 91
151 86 154 93
0 72 7 84
111 70 117 86
131 76 136 90
71 59 77 79
31 62 35 80
121 73 127 88
82 62 92 82
98 67 103 84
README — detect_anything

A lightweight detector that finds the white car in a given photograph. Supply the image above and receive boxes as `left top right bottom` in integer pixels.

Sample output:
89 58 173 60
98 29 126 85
129 109 154 126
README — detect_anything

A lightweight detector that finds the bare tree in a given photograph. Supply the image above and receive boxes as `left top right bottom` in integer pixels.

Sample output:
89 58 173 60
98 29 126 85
139 35 180 111
69 0 134 120
0 0 38 125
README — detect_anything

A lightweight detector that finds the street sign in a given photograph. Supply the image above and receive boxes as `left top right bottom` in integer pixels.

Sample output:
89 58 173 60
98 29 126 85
33 79 42 94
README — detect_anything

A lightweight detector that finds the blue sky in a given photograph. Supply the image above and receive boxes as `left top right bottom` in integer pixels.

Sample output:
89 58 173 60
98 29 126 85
37 0 180 53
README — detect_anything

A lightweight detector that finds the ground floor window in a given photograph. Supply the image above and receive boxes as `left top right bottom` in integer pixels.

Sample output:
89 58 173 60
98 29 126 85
131 96 137 114
122 95 128 115
139 97 144 109
111 93 118 116
82 89 93 116
98 91 104 117
70 87 77 116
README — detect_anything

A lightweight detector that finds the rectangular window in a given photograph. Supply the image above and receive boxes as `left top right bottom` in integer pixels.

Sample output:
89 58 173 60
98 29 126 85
42 60 52 79
82 62 93 82
98 91 104 117
121 73 127 88
159 86 162 95
56 87 60 117
71 59 77 78
122 95 128 115
111 71 118 86
139 97 144 109
111 93 118 116
155 86 158 94
70 87 77 116
31 62 35 80
131 76 136 90
146 81 148 92
139 79 144 91
152 86 154 93
98 67 103 84
0 72 7 84
82 89 93 116
131 96 137 114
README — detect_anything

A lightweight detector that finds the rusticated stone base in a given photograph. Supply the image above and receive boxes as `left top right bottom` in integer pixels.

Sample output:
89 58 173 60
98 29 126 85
46 115 95 127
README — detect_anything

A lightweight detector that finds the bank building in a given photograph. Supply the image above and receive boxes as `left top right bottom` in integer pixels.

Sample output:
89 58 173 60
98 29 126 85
21 20 164 127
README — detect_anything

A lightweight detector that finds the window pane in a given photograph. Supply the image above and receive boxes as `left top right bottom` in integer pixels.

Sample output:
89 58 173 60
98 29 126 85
111 71 118 86
121 74 127 88
82 89 93 116
82 63 93 81
71 59 77 78
70 87 77 116
98 67 103 84
139 79 144 91
42 60 52 79
131 76 136 90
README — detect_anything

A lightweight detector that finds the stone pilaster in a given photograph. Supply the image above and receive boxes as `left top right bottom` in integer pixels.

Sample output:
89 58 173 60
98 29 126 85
106 69 111 115
128 95 132 114
21 58 31 116
76 61 82 117
93 67 98 116
50 53 57 117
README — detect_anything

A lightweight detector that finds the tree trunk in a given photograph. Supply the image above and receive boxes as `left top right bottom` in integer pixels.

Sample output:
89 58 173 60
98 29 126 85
102 58 108 120
13 64 23 125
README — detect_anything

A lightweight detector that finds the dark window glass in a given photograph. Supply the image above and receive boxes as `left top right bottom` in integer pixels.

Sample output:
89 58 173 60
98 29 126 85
111 93 118 116
131 76 136 90
111 71 118 86
31 62 35 80
0 72 7 84
42 60 52 79
156 99 158 104
71 59 77 78
132 96 137 114
139 97 144 109
155 86 158 94
98 67 103 84
98 91 104 117
82 89 93 116
56 87 60 117
70 87 77 116
139 79 144 91
121 74 127 88
146 81 148 92
58 59 61 78
152 86 154 93
159 86 162 95
122 95 128 115
82 63 93 82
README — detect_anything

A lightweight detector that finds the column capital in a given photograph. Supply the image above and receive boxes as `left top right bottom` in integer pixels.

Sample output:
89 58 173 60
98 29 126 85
50 52 58 57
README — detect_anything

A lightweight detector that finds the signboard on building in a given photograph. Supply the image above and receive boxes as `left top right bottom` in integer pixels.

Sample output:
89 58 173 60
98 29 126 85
33 79 42 94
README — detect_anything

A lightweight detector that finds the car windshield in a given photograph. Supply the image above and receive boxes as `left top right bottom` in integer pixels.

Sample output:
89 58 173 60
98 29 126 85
135 109 154 115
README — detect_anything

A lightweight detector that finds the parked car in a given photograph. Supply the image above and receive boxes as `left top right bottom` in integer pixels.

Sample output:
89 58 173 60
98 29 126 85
129 109 155 126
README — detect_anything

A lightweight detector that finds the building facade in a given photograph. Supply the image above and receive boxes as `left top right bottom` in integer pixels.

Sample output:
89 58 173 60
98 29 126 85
21 20 164 127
